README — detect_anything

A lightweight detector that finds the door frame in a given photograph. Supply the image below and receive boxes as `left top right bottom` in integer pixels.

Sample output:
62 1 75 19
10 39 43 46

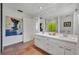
1 3 3 53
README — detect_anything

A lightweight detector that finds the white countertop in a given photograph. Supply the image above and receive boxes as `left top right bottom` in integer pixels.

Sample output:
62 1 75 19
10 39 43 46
35 32 78 43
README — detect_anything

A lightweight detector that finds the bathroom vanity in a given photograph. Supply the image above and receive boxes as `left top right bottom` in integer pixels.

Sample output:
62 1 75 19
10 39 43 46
34 32 79 55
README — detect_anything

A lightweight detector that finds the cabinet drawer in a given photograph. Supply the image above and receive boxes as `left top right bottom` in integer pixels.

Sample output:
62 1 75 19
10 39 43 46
48 38 65 47
47 38 76 48
46 43 64 55
35 35 46 40
64 42 75 49
64 48 75 55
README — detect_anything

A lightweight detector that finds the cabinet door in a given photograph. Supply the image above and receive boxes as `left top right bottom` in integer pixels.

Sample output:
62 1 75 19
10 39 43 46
46 44 64 55
47 38 64 55
35 37 41 48
64 48 75 55
51 44 64 55
35 36 47 50
45 41 64 55
38 36 48 50
64 42 76 55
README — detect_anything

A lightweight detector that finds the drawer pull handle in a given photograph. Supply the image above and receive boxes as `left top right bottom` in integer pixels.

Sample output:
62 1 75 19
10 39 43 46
66 48 71 51
59 46 63 48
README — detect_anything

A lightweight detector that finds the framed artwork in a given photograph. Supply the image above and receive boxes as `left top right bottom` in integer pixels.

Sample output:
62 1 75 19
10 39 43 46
40 23 43 31
6 16 23 36
64 22 71 27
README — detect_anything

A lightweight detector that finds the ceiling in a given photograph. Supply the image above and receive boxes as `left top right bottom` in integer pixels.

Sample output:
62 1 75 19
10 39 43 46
4 3 79 19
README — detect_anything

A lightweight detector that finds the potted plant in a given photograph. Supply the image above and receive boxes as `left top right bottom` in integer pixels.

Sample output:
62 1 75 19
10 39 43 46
47 21 57 35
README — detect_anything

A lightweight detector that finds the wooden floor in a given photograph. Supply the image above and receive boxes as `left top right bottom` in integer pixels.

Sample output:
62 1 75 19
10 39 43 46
2 40 49 55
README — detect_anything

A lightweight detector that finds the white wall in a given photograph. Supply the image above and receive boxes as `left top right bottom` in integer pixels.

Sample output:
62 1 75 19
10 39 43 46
23 17 34 42
58 16 61 33
3 4 34 47
35 17 40 33
73 11 79 35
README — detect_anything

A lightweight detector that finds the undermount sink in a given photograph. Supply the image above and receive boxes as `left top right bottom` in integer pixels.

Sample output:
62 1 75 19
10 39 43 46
59 34 77 40
62 34 68 37
59 34 69 38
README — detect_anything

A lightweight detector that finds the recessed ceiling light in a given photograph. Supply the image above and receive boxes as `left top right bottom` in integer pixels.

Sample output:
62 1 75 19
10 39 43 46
40 17 42 19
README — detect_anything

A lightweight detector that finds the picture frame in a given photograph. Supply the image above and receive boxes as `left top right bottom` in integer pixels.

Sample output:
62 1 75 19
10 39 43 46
6 16 23 36
64 22 71 27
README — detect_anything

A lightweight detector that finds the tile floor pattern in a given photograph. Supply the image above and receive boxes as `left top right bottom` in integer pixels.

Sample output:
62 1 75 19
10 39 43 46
2 40 49 55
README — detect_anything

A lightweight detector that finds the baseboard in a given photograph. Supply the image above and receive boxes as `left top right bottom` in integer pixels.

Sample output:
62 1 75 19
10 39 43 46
3 41 23 48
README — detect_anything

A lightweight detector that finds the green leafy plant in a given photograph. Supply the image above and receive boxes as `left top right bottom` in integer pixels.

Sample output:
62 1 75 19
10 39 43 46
47 21 57 32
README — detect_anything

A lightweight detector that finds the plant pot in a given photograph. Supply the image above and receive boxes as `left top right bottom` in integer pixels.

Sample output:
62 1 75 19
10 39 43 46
49 32 56 35
53 32 56 35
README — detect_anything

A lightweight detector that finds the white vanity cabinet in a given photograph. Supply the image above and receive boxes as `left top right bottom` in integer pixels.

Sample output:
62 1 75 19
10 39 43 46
48 38 76 55
34 34 77 55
